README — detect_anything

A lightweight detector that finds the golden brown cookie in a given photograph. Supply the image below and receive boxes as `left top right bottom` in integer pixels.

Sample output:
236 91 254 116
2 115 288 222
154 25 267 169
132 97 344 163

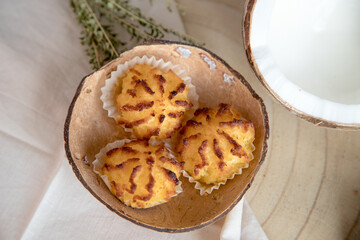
99 140 183 208
177 103 255 192
115 64 193 140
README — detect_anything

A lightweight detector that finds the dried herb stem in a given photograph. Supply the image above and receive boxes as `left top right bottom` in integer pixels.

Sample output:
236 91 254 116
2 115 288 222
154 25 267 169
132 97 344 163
81 0 119 57
71 0 203 69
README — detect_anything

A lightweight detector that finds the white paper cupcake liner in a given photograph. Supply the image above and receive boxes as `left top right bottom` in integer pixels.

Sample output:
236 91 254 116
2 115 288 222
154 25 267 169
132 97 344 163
182 143 256 196
100 55 199 135
93 139 183 208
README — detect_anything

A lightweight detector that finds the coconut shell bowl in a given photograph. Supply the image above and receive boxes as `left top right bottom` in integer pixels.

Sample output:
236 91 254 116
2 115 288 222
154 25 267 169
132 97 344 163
64 41 269 232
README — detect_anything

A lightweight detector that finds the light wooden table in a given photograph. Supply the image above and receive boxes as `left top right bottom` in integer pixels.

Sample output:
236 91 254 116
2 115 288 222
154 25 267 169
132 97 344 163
178 0 360 239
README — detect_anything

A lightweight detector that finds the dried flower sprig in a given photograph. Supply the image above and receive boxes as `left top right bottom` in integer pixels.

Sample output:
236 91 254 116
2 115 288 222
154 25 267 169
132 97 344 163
71 0 201 69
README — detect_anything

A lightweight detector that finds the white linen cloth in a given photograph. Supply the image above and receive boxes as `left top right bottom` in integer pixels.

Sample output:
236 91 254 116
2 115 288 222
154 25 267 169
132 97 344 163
0 0 268 239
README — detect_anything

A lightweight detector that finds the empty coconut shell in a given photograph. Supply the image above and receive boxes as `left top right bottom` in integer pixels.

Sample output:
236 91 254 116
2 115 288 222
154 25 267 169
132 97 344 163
64 40 269 232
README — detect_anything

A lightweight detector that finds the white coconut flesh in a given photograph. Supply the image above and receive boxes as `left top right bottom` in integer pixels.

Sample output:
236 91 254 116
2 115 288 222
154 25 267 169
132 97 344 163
250 0 360 125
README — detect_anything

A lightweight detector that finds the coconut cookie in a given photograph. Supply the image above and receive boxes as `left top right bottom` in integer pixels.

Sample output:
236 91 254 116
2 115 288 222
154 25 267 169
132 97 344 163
114 64 193 140
177 103 255 194
98 140 182 209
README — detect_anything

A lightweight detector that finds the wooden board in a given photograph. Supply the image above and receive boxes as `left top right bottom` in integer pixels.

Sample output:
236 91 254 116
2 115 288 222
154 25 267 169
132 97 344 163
178 0 360 239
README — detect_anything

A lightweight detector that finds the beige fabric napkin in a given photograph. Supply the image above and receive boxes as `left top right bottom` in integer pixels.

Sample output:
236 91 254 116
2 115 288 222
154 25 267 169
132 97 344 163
0 0 267 239
221 200 268 240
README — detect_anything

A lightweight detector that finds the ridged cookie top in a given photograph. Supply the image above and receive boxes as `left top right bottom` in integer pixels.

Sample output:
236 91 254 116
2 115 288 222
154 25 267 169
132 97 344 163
115 64 193 140
177 103 255 186
100 140 183 208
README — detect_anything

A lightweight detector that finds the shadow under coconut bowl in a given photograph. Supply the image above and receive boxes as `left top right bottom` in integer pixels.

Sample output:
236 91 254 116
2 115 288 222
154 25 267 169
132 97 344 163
64 40 269 232
244 0 360 129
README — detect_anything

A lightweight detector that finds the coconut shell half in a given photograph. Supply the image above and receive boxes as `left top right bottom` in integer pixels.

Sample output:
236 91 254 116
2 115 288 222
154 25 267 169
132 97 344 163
64 40 269 232
243 0 360 129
